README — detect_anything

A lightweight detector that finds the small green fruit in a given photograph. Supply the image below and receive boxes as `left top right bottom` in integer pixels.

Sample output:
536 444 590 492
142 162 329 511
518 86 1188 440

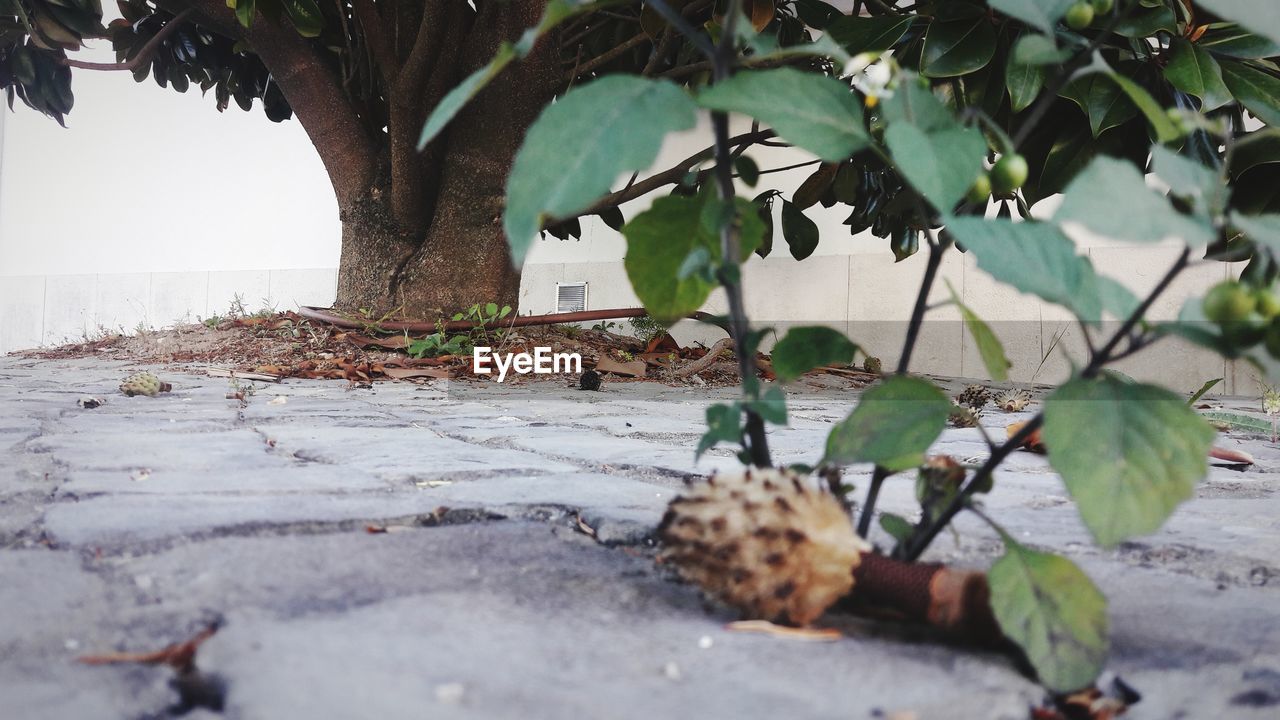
967 173 992 204
1090 0 1113 14
1203 281 1257 324
990 154 1029 193
1065 2 1094 30
1256 289 1280 319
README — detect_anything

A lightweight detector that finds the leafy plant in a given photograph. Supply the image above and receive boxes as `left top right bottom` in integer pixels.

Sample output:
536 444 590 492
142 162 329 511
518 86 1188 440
439 0 1275 698
628 314 669 344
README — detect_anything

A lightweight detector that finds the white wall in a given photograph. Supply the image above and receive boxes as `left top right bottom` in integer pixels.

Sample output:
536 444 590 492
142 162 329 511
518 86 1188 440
0 20 340 351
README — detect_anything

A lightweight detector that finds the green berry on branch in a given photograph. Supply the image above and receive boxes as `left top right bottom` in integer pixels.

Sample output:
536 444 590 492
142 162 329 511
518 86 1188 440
1065 2 1095 30
1090 0 1113 14
967 173 992 204
1203 281 1257 324
1255 288 1280 320
990 155 1029 193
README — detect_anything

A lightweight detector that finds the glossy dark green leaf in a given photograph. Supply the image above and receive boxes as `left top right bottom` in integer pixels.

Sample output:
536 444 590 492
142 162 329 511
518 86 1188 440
1199 26 1280 59
1219 60 1280 127
1061 75 1139 138
734 155 760 187
506 76 698 265
1112 6 1176 38
771 326 860 382
1229 130 1280 179
698 68 870 162
1007 52 1046 113
921 15 998 78
824 375 953 471
281 0 323 37
826 14 914 54
1164 38 1233 111
1011 34 1071 65
233 0 255 29
780 199 820 260
989 536 1109 693
1108 71 1181 143
1043 375 1215 546
943 217 1104 322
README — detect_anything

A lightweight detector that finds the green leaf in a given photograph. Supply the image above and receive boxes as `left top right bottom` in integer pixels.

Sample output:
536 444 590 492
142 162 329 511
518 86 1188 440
988 0 1075 35
623 194 764 320
1196 0 1280 47
780 199 820 260
734 155 760 187
1229 129 1280 179
1219 60 1280 128
885 122 986 211
697 402 743 458
1006 52 1046 113
698 68 870 162
506 76 697 265
921 14 998 78
1112 6 1176 38
232 0 255 29
1231 211 1280 255
1055 155 1215 245
988 536 1109 693
944 217 1104 322
420 44 519 148
1199 26 1280 59
1043 375 1216 547
1060 74 1138 137
826 14 913 54
824 376 952 471
1201 411 1273 435
1108 71 1181 143
1188 378 1223 406
1097 275 1140 320
1012 34 1071 65
1164 38 1233 111
749 386 789 425
281 0 323 37
946 280 1010 381
879 513 914 543
1151 146 1228 217
771 326 859 382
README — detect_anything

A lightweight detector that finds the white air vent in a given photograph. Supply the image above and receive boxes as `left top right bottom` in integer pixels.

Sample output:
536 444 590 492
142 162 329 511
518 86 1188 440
555 282 588 313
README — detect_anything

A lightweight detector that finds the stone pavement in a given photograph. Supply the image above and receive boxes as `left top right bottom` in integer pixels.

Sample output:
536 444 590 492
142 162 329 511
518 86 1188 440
1 356 1278 719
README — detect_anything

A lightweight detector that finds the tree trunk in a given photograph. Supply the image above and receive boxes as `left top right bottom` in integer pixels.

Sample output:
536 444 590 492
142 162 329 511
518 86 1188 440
334 0 559 320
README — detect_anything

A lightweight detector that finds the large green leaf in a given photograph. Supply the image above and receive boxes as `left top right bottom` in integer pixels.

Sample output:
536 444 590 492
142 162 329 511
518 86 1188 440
946 280 1010 381
1199 26 1280 60
1060 74 1138 137
988 0 1075 35
1164 38 1233 111
921 14 998 78
418 0 597 148
1043 375 1215 547
1107 70 1181 143
1219 60 1280 128
944 217 1103 323
824 376 952 471
1151 146 1228 217
770 326 859 382
1055 156 1215 245
988 536 1109 693
505 76 697 265
233 0 256 29
886 122 986 211
1232 211 1280 256
1006 52 1046 113
697 68 869 162
826 14 913 54
1197 0 1280 47
622 195 763 320
1112 5 1177 38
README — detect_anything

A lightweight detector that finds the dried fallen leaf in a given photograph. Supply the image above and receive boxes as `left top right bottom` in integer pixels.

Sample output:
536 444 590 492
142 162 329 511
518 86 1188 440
78 624 218 673
724 620 841 641
1007 420 1046 453
596 356 647 377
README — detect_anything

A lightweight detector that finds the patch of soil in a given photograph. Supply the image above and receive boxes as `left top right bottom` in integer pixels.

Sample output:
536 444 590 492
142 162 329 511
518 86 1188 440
21 311 844 389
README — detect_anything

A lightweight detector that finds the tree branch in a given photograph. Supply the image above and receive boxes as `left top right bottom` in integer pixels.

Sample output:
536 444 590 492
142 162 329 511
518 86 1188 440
566 30 651 82
352 0 399 86
58 8 197 71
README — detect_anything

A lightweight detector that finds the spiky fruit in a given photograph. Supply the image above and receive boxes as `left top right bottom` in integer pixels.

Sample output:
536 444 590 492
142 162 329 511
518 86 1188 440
119 372 171 397
949 402 982 428
863 356 883 375
956 384 991 410
658 468 870 626
996 389 1032 412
